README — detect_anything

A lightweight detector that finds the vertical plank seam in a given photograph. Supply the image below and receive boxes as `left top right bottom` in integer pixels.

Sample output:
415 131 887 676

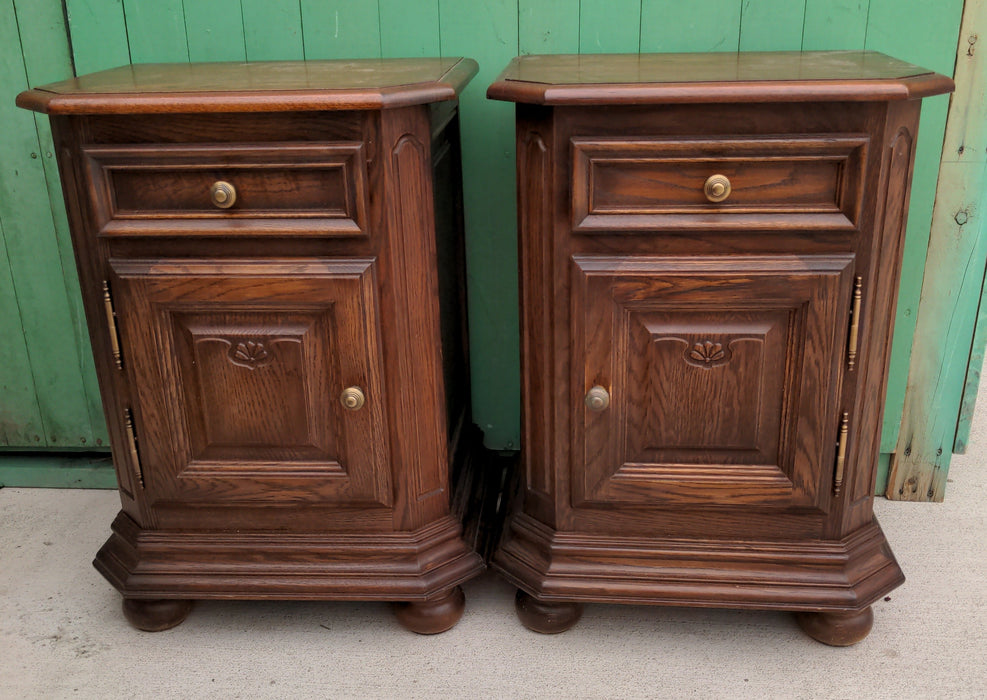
117 0 135 64
736 0 744 51
58 0 77 75
297 0 307 59
239 0 248 61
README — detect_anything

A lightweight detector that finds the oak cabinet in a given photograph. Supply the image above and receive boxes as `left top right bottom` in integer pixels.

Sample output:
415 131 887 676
17 59 484 634
489 52 953 645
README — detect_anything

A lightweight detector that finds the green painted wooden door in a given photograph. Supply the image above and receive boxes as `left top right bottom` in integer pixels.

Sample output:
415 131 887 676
0 0 969 491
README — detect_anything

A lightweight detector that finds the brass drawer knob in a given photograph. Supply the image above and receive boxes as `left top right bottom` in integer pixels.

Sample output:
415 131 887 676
210 180 237 209
585 385 610 412
341 386 366 411
703 174 731 203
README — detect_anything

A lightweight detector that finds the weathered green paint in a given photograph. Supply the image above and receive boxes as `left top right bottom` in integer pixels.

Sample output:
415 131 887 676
14 0 108 447
889 0 987 500
441 0 521 448
640 0 742 53
184 0 248 62
519 0 580 55
579 0 640 54
801 0 870 50
0 0 101 450
0 454 116 489
739 0 807 51
1 0 980 481
955 227 987 453
241 0 304 61
865 0 966 453
122 0 189 63
63 0 130 74
301 1 382 60
379 0 439 58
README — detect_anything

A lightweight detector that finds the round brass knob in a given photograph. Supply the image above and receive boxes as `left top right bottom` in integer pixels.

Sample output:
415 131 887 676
703 174 731 203
210 181 237 209
340 386 366 411
585 385 610 412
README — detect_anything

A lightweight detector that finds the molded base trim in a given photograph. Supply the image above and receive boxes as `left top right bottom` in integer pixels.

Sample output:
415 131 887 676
493 512 903 611
95 511 485 601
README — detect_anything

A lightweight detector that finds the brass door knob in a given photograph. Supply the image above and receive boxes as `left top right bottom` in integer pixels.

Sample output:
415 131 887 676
703 174 731 203
210 181 237 209
340 386 366 411
585 385 610 412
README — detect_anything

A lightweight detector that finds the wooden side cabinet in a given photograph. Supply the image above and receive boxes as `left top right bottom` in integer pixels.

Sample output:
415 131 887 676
488 52 953 645
17 59 484 634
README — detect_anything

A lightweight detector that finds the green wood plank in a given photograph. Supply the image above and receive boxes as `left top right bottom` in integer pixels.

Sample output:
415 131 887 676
15 0 108 447
0 453 116 489
801 0 870 50
579 0 641 54
439 0 520 449
1 0 97 449
64 0 131 74
241 0 304 61
0 218 44 447
379 0 440 58
122 0 188 63
519 0 580 55
301 0 381 59
890 0 987 498
183 0 247 62
739 0 806 51
640 0 742 52
955 222 987 454
875 452 890 494
865 0 965 453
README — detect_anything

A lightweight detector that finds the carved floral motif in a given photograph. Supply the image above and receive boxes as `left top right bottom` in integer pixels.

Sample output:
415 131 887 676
685 340 730 368
228 340 272 369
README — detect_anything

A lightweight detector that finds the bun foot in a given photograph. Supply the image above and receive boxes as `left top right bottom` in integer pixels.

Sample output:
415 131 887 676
515 589 583 634
122 598 193 632
394 586 466 634
795 606 874 646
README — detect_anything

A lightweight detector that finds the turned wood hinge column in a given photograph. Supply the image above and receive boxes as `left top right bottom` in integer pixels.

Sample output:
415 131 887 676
833 411 850 495
847 276 863 370
123 408 144 488
102 280 124 369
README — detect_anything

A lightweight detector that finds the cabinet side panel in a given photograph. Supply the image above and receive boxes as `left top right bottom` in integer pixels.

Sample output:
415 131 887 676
378 106 450 528
843 100 922 531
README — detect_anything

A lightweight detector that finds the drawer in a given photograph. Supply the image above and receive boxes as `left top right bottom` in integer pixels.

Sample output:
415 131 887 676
83 142 369 237
571 135 867 233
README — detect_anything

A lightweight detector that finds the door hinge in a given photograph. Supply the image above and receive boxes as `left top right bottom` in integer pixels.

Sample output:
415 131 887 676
102 280 124 370
847 276 863 370
833 411 850 496
124 408 144 489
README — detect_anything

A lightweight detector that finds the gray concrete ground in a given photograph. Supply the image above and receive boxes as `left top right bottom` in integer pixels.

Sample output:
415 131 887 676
3 399 986 699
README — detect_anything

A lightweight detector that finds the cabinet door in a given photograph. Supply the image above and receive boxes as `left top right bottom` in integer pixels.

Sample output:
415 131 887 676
572 254 854 512
110 258 391 508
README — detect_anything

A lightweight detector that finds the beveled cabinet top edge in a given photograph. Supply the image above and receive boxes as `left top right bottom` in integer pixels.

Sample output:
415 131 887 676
487 51 954 105
16 57 478 114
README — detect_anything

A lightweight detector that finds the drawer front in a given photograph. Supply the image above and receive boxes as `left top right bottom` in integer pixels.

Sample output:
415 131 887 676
571 253 854 512
571 135 867 232
84 142 369 237
109 258 391 508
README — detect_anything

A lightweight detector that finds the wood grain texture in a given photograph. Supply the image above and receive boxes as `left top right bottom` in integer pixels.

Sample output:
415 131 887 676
494 52 947 641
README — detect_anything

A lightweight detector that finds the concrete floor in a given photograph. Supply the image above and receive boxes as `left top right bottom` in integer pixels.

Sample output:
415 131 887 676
3 410 985 699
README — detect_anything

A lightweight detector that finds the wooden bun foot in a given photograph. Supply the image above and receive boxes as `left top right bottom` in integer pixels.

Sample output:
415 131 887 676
393 586 466 634
122 598 193 632
514 589 583 634
795 606 874 646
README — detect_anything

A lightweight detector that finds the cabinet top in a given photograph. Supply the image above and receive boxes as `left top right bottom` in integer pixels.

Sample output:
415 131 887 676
487 51 953 105
17 58 478 115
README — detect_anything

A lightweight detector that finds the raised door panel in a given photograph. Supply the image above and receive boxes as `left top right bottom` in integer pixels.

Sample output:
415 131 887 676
572 254 854 512
110 258 391 508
